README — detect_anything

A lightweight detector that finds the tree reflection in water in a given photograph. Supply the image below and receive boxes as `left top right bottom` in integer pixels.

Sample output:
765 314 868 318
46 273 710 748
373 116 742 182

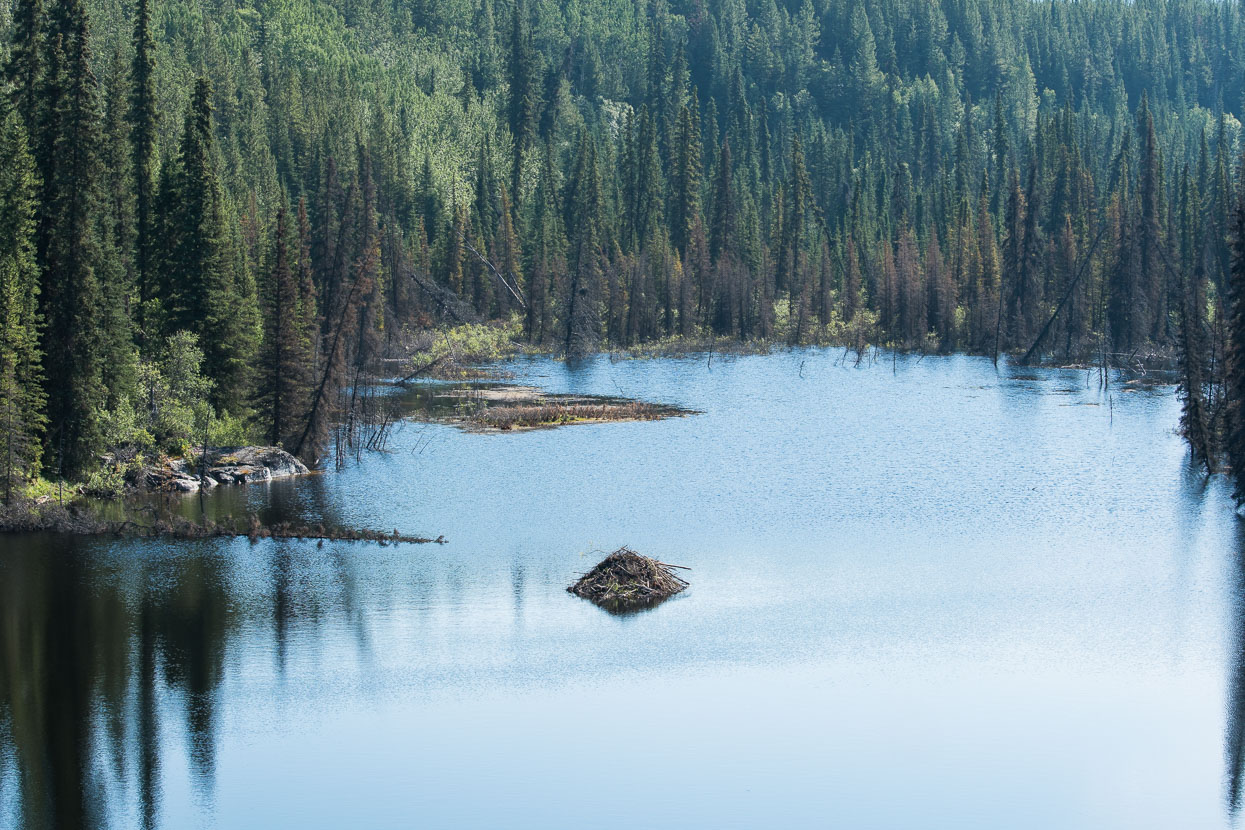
1226 522 1245 818
0 536 226 830
0 501 363 830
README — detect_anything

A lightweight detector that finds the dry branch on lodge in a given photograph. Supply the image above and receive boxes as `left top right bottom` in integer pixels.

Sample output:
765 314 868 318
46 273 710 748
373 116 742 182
568 547 689 611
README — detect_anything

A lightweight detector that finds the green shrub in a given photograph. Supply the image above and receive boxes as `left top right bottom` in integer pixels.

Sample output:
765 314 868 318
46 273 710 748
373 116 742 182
208 410 252 448
81 466 126 500
410 318 523 370
98 400 156 456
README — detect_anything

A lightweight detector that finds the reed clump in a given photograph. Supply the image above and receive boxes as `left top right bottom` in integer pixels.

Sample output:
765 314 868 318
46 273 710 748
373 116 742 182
568 547 689 611
473 401 674 430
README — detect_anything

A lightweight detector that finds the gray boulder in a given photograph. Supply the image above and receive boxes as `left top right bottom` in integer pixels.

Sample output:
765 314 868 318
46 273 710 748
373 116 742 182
149 446 310 492
145 468 202 492
202 446 309 485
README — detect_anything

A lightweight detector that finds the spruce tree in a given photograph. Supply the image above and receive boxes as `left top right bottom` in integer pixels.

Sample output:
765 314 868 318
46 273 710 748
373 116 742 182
625 107 665 253
847 5 882 121
778 135 810 300
783 137 818 342
349 142 385 379
37 0 108 477
843 233 861 323
709 140 741 336
876 238 897 337
496 185 522 318
1107 134 1144 354
128 0 159 346
1057 215 1087 354
709 139 736 265
1137 95 1166 343
525 142 563 344
472 135 498 254
973 175 1001 352
507 0 539 207
1211 116 1233 296
686 214 710 331
160 79 258 410
670 99 702 256
564 133 603 354
1001 164 1025 351
1009 162 1043 350
257 201 310 448
895 225 923 347
991 90 1009 218
5 0 43 129
1178 166 1212 471
925 229 953 349
0 103 45 500
97 53 138 406
296 195 319 345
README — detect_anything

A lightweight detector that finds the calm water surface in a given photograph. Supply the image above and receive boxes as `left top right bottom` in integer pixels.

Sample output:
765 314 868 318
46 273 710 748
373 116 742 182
2 350 1242 829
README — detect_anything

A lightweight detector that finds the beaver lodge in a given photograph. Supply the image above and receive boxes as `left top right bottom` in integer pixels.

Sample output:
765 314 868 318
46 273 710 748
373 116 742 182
568 547 689 612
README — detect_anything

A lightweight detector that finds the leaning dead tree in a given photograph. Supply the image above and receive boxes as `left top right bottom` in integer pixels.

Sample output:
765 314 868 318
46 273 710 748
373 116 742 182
458 230 527 310
1020 219 1111 365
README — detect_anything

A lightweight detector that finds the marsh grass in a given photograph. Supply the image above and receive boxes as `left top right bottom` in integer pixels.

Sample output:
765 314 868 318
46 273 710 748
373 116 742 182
470 400 685 430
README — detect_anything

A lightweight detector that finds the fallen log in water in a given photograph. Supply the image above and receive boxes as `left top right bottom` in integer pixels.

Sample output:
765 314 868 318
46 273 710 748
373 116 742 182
0 500 444 544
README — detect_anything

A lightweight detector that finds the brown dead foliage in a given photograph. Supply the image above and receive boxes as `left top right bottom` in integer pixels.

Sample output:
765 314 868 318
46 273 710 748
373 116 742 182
472 401 681 430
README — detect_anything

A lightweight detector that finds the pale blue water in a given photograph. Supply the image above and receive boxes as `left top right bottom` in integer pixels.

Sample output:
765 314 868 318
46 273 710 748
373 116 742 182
1 350 1240 829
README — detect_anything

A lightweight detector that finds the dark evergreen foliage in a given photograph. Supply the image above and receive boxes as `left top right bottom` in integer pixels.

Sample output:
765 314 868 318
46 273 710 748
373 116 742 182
1228 152 1245 500
128 0 158 345
0 103 45 499
1 0 1245 481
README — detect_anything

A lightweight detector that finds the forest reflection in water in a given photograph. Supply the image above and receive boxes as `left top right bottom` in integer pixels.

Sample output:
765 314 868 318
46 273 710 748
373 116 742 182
10 522 1245 829
1 535 225 830
0 477 357 830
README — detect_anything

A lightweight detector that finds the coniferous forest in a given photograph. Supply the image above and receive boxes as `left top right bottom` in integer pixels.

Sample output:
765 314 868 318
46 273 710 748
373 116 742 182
3 0 1245 490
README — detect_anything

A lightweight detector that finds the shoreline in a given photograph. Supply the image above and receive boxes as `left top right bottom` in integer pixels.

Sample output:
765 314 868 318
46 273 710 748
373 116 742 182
2 343 1176 540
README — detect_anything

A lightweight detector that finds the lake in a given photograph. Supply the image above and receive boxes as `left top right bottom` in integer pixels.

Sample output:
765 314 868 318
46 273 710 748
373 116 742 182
1 349 1240 829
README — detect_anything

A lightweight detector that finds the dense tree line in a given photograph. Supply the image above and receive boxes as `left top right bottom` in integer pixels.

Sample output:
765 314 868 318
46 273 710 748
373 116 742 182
2 0 1245 490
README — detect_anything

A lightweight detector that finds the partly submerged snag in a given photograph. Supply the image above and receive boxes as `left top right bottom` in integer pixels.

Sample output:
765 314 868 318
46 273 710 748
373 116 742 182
568 547 689 612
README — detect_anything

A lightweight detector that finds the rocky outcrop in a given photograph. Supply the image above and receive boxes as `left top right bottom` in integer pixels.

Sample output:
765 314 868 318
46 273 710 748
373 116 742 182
145 447 310 493
202 446 309 483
